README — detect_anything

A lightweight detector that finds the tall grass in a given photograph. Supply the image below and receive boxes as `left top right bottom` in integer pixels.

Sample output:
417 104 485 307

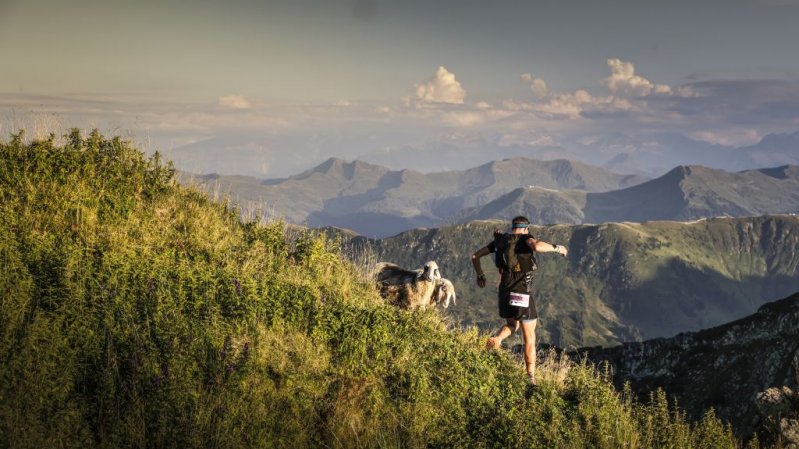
0 130 751 448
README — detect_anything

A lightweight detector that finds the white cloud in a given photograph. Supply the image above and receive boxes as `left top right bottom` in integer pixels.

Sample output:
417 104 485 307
474 100 492 109
415 66 466 104
442 111 485 127
690 129 761 146
521 73 549 98
498 132 555 147
603 59 672 96
503 59 677 121
218 95 251 109
534 89 599 119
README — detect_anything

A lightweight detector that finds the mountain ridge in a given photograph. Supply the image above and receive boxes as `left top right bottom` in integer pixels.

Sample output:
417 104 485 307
183 156 649 237
459 163 799 225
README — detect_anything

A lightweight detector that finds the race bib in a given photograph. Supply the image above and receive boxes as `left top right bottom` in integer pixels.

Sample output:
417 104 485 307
509 292 530 308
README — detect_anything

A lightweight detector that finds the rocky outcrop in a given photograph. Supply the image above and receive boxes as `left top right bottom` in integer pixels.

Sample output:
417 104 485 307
755 353 799 448
581 292 799 438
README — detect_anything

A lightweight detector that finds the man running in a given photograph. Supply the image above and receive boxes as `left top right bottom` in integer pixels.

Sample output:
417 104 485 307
471 216 568 386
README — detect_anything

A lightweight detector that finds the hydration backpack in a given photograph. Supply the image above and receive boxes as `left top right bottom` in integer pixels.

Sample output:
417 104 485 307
493 231 538 274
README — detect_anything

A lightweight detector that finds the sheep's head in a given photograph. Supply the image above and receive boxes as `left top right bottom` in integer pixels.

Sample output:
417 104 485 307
433 278 456 309
418 261 441 282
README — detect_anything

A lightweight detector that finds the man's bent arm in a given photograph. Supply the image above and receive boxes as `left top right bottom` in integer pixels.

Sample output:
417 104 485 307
472 246 491 287
471 246 491 275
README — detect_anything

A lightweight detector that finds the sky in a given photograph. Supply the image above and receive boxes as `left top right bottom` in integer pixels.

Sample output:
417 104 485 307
2 0 799 177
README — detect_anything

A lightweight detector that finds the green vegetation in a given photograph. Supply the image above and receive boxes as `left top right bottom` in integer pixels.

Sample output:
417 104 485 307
0 131 750 448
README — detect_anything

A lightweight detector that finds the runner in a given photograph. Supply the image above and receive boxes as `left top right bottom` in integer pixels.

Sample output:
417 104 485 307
471 216 568 386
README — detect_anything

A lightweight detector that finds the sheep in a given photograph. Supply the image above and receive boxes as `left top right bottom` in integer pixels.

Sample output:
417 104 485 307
431 278 457 309
372 261 443 311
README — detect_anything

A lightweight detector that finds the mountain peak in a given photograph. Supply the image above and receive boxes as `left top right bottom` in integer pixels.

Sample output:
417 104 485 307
299 157 389 180
315 157 348 172
665 164 718 179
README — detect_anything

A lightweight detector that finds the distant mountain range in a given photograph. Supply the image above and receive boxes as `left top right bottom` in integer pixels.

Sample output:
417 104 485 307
182 156 799 237
591 131 799 176
459 164 799 224
333 215 799 348
181 157 647 237
163 130 799 179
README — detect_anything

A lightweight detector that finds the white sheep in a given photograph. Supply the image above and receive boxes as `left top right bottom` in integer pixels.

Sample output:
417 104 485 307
373 261 443 311
431 278 457 309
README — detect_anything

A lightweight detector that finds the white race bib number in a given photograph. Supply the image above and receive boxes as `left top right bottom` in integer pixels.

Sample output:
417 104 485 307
509 292 530 308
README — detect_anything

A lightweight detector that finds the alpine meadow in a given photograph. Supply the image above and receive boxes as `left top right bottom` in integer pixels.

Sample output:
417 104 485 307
0 131 759 448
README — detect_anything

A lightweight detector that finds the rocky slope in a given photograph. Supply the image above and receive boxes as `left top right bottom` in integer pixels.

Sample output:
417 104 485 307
581 292 799 441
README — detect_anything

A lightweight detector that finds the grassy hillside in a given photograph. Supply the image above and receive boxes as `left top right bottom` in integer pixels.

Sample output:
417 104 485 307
342 217 799 347
0 130 749 448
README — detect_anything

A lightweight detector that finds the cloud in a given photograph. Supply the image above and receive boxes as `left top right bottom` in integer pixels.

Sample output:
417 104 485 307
690 129 762 146
218 95 251 109
603 59 671 96
415 66 466 104
442 111 485 127
521 73 549 98
505 59 680 122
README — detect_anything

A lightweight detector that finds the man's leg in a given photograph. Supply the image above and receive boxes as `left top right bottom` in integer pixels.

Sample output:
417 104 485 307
520 319 537 384
486 319 518 350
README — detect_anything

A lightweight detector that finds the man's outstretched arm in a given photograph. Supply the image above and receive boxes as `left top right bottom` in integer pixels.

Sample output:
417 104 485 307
528 238 568 256
471 246 491 288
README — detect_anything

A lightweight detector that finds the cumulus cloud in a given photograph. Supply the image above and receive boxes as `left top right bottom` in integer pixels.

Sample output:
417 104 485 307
218 95 251 109
603 59 671 96
521 73 549 98
543 90 597 118
506 59 680 121
415 66 466 104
